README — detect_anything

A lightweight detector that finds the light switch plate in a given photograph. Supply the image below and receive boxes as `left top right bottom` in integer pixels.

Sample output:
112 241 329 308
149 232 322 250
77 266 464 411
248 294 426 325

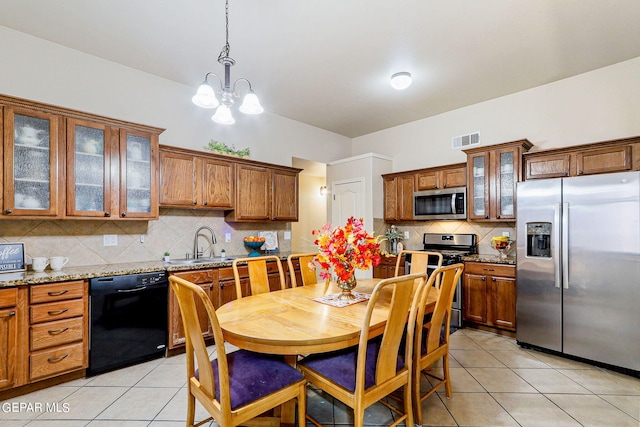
103 234 118 246
502 231 510 238
403 231 410 239
225 233 231 243
284 231 291 240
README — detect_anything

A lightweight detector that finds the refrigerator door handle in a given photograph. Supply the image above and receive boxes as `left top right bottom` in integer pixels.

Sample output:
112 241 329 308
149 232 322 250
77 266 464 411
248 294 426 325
554 203 562 288
562 202 570 289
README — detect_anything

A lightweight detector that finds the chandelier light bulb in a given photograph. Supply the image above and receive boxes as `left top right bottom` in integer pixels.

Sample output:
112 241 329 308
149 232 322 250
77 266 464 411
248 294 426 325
211 104 235 125
192 83 219 108
239 90 264 115
390 72 412 90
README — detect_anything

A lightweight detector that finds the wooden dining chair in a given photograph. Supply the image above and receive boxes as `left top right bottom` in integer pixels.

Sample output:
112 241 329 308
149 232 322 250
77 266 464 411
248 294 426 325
298 272 428 427
395 250 443 292
411 263 464 425
286 252 319 287
232 255 286 299
168 275 306 427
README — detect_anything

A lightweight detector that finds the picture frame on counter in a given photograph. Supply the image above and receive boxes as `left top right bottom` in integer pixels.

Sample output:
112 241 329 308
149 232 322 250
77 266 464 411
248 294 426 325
0 242 26 273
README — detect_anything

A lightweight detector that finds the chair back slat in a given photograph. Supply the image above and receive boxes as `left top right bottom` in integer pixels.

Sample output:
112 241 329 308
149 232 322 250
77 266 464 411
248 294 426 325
355 273 427 392
233 256 286 298
287 253 319 287
169 276 229 408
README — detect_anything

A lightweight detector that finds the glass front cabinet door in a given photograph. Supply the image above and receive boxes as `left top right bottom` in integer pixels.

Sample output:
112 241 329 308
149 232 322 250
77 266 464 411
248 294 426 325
2 107 61 218
119 130 158 219
66 119 114 218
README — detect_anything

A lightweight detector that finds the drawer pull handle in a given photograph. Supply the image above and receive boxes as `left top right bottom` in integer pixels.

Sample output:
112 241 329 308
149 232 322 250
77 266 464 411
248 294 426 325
48 308 69 316
48 327 69 335
2 311 16 318
47 353 69 363
48 290 69 296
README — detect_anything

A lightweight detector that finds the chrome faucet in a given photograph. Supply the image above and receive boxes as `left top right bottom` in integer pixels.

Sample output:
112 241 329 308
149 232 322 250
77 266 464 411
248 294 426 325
193 226 217 259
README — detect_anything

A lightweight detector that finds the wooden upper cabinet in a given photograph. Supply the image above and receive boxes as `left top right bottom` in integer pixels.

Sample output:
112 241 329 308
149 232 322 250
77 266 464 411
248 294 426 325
66 118 116 218
383 163 466 222
416 164 466 190
226 162 300 222
383 175 413 221
119 129 159 219
159 146 234 209
465 140 532 221
201 158 234 208
524 137 639 180
272 169 298 221
2 106 63 219
233 164 271 221
1 94 164 220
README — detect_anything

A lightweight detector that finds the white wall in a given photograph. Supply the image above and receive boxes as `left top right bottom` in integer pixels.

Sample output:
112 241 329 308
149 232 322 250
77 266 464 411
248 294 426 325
0 26 352 167
291 174 327 252
352 57 640 172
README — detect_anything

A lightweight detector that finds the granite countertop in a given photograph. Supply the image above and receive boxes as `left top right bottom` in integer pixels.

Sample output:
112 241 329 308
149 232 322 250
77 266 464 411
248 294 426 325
0 253 293 288
463 254 516 265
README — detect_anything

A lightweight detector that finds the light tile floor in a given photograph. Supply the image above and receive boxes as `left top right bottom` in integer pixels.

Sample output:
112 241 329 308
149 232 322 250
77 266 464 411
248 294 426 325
1 328 639 426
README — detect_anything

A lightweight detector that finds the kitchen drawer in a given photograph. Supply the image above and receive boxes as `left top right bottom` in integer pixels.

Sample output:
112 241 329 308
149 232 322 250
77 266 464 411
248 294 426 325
464 262 515 278
0 287 18 309
29 342 84 381
30 317 84 351
30 299 84 324
30 281 84 304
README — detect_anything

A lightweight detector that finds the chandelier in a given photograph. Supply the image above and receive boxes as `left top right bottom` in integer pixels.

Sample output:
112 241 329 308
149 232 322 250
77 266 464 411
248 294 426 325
191 0 263 125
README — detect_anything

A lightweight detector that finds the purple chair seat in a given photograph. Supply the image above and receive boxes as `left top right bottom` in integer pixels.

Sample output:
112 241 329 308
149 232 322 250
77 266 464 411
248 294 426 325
196 350 303 410
299 341 404 392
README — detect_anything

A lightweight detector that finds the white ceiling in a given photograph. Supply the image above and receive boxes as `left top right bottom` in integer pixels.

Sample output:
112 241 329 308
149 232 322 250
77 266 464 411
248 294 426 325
2 0 640 138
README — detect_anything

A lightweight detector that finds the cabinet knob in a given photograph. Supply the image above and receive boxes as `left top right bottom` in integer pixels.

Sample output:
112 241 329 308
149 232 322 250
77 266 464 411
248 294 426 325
578 170 583 175
193 201 197 205
104 211 110 217
485 215 489 219
497 215 501 219
481 277 486 281
121 212 127 217
5 209 12 214
564 172 569 177
203 201 208 206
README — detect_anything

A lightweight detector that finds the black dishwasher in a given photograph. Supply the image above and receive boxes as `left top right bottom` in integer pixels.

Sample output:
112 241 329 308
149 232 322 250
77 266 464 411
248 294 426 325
88 271 168 376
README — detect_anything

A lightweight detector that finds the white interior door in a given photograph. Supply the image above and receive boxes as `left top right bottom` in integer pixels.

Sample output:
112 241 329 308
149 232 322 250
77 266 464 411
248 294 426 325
331 178 365 226
331 178 369 278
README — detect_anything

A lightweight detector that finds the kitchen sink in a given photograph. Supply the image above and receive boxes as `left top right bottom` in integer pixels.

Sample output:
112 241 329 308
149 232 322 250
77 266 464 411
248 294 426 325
167 257 236 265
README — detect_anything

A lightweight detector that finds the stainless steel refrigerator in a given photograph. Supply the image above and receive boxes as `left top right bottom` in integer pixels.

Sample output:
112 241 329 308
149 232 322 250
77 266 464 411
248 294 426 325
516 171 640 372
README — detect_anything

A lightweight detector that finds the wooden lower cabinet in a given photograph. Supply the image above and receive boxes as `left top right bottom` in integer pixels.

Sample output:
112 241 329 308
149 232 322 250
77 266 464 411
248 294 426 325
373 256 404 278
28 281 88 382
168 269 217 350
0 288 19 390
168 260 299 350
463 262 516 331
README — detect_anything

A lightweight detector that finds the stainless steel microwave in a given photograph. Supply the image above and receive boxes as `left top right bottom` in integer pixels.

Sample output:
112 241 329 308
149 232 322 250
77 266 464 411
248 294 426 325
413 187 467 220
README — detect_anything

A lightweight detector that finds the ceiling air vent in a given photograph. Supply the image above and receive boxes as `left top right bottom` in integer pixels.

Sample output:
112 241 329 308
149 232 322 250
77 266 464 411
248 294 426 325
452 132 480 149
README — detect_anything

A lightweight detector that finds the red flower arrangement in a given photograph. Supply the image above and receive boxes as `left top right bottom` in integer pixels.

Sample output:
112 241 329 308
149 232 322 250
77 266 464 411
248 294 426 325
311 216 382 282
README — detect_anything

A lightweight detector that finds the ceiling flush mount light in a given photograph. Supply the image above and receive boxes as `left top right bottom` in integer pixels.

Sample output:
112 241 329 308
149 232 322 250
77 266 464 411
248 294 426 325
390 72 412 90
192 0 263 125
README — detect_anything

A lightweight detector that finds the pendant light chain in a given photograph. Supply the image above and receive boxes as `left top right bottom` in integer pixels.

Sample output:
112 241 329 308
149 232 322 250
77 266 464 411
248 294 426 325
218 0 231 62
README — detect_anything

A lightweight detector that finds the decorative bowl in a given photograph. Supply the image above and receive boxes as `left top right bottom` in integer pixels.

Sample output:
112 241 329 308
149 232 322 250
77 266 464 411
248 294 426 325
244 239 265 257
491 240 514 259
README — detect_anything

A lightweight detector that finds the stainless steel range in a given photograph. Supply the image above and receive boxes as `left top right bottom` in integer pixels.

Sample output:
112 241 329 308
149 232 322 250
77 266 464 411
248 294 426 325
405 233 477 328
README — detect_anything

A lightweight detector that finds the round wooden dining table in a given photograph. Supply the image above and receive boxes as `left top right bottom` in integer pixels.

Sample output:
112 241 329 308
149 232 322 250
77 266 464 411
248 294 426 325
216 278 436 356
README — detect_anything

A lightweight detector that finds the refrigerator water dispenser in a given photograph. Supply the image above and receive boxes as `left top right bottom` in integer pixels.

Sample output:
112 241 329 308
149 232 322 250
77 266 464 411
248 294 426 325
526 223 551 257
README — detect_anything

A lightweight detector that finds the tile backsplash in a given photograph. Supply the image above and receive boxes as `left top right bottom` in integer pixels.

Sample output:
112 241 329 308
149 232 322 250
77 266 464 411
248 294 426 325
0 208 291 267
374 218 516 256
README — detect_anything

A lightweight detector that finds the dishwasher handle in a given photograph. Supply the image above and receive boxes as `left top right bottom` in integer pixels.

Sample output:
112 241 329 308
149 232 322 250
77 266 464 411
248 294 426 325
117 286 148 293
